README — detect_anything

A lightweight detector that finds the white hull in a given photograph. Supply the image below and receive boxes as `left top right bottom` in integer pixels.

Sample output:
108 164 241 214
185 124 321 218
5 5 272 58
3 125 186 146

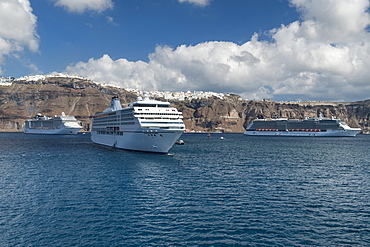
24 127 81 135
244 129 361 137
24 112 82 135
91 96 185 153
91 130 183 153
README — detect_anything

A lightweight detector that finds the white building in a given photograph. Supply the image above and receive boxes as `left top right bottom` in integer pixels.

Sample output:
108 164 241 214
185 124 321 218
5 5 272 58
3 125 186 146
0 77 12 86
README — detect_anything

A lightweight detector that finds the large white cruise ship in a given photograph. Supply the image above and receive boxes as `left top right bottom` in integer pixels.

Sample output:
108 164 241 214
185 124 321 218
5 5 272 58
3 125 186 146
91 96 185 153
24 112 82 134
244 116 361 137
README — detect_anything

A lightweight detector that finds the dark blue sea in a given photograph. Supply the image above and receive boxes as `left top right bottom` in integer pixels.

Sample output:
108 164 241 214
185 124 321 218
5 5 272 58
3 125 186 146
1 132 369 246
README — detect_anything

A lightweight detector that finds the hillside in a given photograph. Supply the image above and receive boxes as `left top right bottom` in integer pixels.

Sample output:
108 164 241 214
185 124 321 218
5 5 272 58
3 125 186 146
0 77 369 133
179 97 369 133
0 77 136 130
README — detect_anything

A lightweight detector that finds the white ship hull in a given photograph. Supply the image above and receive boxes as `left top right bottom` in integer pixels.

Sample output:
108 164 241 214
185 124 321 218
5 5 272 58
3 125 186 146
91 97 185 153
24 112 82 135
91 129 183 153
24 127 81 135
245 116 361 137
244 129 361 137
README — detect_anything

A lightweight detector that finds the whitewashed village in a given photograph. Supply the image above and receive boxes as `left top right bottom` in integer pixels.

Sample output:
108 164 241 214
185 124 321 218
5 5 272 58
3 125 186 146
1 74 226 101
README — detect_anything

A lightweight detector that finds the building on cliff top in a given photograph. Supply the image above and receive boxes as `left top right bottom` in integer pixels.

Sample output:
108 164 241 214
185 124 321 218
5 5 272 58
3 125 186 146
0 77 13 86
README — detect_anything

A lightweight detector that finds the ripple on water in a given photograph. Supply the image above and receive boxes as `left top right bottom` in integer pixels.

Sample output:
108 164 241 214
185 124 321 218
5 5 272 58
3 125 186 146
0 133 370 246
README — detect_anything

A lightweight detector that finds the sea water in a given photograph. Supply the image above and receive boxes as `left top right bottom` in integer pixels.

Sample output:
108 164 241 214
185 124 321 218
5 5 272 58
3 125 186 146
0 132 369 246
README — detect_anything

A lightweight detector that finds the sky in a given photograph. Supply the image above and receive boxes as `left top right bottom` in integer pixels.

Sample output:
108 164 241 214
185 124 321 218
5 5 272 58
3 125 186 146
1 0 370 102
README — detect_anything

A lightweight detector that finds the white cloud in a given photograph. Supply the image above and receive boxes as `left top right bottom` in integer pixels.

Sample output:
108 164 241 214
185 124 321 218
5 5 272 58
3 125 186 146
54 0 113 13
178 0 210 7
106 16 118 26
65 0 370 102
290 0 370 43
0 0 39 66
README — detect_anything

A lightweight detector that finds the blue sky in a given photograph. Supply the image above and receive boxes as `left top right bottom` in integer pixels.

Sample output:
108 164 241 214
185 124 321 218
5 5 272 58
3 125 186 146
1 0 370 102
20 0 298 73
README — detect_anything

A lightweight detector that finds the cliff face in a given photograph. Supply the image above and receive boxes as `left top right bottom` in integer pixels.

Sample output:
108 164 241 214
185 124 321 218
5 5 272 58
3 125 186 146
177 98 369 133
243 100 366 129
1 77 369 133
0 78 136 130
177 94 246 133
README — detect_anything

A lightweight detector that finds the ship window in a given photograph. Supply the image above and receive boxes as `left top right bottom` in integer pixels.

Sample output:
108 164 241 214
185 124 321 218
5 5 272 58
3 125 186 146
141 122 184 124
134 104 170 108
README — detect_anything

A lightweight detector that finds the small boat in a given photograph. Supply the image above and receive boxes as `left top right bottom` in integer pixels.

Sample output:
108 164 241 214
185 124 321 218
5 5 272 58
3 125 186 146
175 139 185 145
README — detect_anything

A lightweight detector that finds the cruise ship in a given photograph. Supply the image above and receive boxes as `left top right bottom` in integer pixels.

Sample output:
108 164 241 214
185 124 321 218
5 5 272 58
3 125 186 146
91 96 185 153
24 112 82 134
244 116 361 137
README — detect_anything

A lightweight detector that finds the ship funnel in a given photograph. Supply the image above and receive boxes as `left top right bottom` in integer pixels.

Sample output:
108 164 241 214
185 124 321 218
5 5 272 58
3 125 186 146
110 97 122 111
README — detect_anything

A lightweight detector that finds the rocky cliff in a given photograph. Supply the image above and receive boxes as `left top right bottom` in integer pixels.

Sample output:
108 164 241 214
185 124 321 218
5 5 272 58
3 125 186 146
1 77 369 133
178 97 369 133
0 77 136 131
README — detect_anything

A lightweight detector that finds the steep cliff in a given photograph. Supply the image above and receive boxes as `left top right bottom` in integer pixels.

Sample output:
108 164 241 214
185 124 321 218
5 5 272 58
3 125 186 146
0 77 369 133
0 78 136 130
177 97 369 133
176 94 246 133
243 100 365 128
